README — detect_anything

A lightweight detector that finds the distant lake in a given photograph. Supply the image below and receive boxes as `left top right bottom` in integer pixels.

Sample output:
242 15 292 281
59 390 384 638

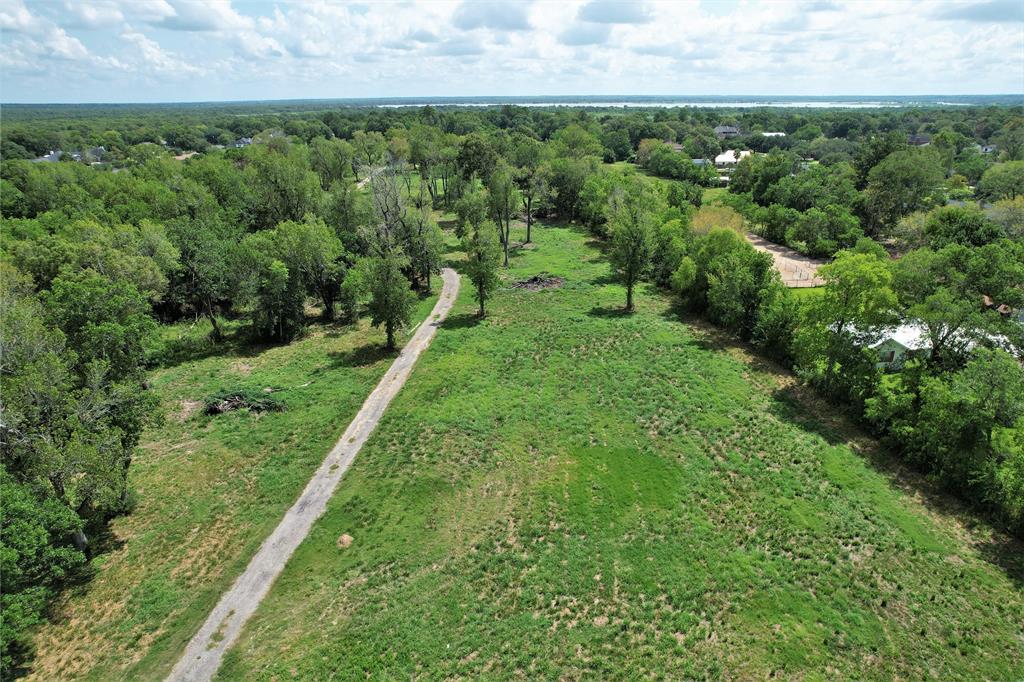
378 100 923 109
369 96 1012 109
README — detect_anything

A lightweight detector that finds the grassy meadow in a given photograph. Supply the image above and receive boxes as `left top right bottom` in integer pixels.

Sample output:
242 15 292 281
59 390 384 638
203 222 1023 680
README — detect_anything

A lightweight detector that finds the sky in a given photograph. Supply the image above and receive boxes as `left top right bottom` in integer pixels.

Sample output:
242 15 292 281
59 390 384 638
1 0 1022 103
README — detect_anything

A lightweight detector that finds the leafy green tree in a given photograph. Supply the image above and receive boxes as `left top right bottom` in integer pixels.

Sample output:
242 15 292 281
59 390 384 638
167 218 239 340
486 162 520 266
454 189 489 240
462 219 502 317
865 147 944 234
361 254 416 351
786 204 863 257
273 216 347 319
309 137 354 189
43 270 156 382
650 218 690 287
457 132 498 181
853 130 907 188
1 470 87 677
921 205 1004 248
607 180 655 311
245 146 322 231
511 136 549 243
351 130 387 178
977 161 1024 201
404 207 445 290
796 250 898 400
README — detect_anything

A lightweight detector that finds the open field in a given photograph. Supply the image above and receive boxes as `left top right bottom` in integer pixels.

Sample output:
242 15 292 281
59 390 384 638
208 222 1022 680
24 295 440 680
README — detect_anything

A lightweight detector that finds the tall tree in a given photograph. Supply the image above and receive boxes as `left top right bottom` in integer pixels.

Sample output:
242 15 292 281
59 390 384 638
463 219 502 317
486 161 520 267
607 178 655 311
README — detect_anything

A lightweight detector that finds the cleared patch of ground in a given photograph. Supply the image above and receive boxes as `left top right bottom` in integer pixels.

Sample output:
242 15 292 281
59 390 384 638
746 233 828 287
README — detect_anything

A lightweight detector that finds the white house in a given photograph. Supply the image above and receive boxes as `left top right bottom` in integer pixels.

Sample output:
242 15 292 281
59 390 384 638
869 324 932 369
762 132 787 137
715 149 752 166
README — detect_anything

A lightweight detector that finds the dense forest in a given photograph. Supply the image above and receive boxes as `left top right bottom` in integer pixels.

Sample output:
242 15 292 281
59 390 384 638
1 101 1023 676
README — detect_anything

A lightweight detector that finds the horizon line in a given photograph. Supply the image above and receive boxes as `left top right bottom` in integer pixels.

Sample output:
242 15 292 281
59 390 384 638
3 93 1023 107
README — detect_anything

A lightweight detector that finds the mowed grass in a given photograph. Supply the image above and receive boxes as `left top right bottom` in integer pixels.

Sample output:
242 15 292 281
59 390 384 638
26 294 439 681
216 223 1024 680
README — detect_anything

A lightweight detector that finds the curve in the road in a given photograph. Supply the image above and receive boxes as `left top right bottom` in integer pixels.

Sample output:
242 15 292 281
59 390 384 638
167 267 461 682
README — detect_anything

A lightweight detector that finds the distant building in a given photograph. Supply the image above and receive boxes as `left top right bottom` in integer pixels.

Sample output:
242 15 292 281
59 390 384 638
668 141 684 153
232 137 253 148
714 149 752 166
761 131 786 137
908 134 932 146
982 144 997 154
714 125 740 139
86 146 106 162
692 158 711 167
32 150 64 162
870 324 932 369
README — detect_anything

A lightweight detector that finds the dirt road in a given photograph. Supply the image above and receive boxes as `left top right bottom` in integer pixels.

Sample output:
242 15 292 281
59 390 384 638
167 268 460 681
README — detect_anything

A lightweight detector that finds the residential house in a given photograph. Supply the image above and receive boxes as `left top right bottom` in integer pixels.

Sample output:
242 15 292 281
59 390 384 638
32 150 64 162
761 131 787 137
714 149 752 167
869 323 933 369
714 125 740 139
232 137 253 148
908 134 932 146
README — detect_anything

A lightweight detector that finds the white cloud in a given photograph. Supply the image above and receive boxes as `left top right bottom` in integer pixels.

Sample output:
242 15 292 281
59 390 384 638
59 1 126 29
122 29 204 75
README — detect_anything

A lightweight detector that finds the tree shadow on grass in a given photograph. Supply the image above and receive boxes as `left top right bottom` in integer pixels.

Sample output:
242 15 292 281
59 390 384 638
590 272 619 286
441 312 482 331
325 343 393 369
587 305 632 318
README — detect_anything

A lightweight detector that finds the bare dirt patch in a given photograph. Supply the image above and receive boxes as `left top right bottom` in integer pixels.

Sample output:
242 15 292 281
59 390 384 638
511 273 564 291
746 234 827 287
175 399 204 423
336 534 353 549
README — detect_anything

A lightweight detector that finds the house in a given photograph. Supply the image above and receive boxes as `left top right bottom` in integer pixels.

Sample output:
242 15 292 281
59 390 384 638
714 149 752 167
982 144 997 154
692 158 711 167
714 125 740 139
232 137 253 148
761 131 786 137
85 146 106 162
32 150 64 162
908 134 932 146
983 294 1017 319
869 323 932 369
669 142 684 153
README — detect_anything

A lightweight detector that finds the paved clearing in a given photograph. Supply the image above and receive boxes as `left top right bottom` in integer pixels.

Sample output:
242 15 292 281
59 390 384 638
746 233 827 287
166 268 460 682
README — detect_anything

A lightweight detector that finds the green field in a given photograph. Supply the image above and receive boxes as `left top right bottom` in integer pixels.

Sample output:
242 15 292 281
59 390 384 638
194 223 1021 680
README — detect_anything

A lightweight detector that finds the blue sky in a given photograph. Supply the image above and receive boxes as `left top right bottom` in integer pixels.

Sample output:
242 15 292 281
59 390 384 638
1 0 1022 103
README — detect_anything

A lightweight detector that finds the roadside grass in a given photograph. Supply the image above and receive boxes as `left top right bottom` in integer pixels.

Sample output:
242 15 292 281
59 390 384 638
216 221 1024 680
790 286 825 301
26 295 439 680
